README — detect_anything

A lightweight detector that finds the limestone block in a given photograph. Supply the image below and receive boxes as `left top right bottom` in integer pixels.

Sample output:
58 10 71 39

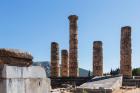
1 65 46 78
0 65 51 93
78 76 122 92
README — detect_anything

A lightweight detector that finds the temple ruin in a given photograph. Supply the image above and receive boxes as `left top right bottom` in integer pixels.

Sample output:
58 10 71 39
120 26 132 77
48 15 136 92
68 15 79 77
93 41 103 76
50 42 59 77
61 49 69 77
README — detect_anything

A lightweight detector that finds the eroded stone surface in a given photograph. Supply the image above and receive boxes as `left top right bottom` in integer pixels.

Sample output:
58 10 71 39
0 65 46 78
120 26 132 77
0 48 33 66
77 76 122 91
93 41 103 76
0 65 51 93
51 42 59 77
61 50 69 77
68 15 79 77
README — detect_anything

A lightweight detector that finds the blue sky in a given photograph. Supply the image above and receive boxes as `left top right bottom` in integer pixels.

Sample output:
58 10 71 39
0 0 140 73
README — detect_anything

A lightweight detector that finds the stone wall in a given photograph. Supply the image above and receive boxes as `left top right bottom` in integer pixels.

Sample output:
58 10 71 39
123 79 140 87
0 65 50 93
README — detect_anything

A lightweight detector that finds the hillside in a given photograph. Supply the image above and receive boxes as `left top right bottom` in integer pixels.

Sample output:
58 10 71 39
33 61 91 77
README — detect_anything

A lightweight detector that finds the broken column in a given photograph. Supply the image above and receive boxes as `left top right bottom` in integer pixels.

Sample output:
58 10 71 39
93 41 103 76
120 26 132 77
51 42 59 77
61 49 69 77
68 15 79 77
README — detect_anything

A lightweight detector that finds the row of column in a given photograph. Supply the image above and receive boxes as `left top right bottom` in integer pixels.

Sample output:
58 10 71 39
50 42 69 77
51 15 78 77
93 26 132 77
50 15 132 78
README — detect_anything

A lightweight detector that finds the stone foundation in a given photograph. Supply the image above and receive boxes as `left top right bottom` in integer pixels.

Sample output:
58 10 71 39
123 78 140 87
73 88 112 93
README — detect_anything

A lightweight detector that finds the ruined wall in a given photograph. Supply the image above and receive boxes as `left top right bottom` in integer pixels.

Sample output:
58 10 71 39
93 41 103 76
120 26 132 77
51 42 59 77
61 50 69 77
0 65 50 93
68 15 79 77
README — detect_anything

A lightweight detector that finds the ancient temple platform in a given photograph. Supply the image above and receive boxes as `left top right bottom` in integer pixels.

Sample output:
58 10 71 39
0 65 51 93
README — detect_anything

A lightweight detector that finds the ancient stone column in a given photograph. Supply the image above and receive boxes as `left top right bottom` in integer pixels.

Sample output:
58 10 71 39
51 42 59 77
93 41 103 76
61 49 69 77
120 26 132 77
68 15 79 77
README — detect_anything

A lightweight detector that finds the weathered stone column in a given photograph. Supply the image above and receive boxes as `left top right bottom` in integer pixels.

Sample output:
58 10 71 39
68 15 79 77
120 26 132 77
93 41 103 76
61 49 69 77
51 42 59 77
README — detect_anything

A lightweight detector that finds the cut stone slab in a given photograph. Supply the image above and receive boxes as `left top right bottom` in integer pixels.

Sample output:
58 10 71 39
77 76 122 91
0 65 51 93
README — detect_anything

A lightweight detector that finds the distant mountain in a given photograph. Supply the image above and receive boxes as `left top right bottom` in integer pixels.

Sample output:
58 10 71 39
33 61 91 77
33 61 50 77
80 68 89 77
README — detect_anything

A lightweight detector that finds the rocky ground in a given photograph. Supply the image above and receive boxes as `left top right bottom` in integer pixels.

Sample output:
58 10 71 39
51 88 72 93
51 88 140 93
